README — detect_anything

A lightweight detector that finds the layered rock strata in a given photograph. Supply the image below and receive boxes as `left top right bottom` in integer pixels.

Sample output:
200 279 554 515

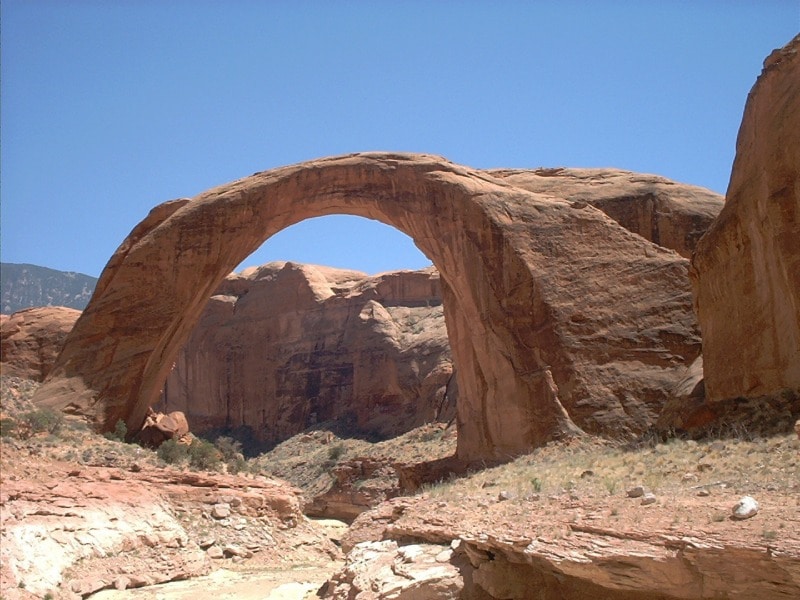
0 446 337 598
334 493 800 600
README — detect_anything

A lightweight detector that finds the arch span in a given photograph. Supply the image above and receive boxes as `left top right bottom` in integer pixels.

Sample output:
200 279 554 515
34 153 700 460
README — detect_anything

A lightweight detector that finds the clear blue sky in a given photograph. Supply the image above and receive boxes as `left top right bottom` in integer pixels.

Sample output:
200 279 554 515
1 1 798 277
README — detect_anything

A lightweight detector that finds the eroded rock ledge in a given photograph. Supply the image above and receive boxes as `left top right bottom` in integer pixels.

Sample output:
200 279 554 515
327 495 800 599
0 445 338 598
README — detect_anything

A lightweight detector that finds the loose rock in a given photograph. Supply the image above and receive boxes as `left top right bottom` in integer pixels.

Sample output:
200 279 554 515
641 493 657 506
627 486 645 498
731 496 759 520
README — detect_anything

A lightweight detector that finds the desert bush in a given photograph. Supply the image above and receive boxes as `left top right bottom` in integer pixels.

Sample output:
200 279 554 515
214 436 242 460
0 417 17 438
327 442 346 461
104 419 128 442
23 409 63 435
188 438 221 471
157 437 222 471
214 436 247 473
157 438 189 465
418 428 443 443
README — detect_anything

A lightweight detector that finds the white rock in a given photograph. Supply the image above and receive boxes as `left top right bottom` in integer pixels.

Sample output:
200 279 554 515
397 544 425 562
641 493 657 505
731 496 759 520
223 544 252 558
435 548 453 563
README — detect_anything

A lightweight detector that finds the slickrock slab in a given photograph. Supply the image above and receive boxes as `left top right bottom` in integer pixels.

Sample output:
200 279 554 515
0 446 338 599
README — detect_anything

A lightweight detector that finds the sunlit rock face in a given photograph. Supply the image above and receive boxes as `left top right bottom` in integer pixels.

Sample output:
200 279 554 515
34 152 707 460
488 166 723 259
156 263 454 445
691 34 800 404
1 307 80 381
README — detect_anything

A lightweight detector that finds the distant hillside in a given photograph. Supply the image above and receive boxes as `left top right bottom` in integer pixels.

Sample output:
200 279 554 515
0 263 97 314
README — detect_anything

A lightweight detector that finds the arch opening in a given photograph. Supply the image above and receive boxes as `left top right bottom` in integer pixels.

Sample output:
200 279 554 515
156 215 450 454
235 214 433 275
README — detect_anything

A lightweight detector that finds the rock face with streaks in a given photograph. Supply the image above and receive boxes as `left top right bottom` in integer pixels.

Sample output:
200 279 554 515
488 167 723 259
0 307 80 381
156 264 453 445
689 35 800 408
34 153 709 460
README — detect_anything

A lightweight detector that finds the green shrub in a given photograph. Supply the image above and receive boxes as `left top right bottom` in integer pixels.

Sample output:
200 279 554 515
419 428 443 443
327 442 346 461
0 418 17 438
214 436 242 461
104 419 128 442
23 409 63 435
157 438 189 465
188 438 221 471
226 455 248 474
214 436 248 473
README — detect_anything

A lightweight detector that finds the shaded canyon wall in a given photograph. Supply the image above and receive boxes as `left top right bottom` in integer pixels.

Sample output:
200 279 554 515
155 263 455 445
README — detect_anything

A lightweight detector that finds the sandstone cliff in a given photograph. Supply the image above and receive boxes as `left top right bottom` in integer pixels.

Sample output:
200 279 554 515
155 263 453 446
488 167 723 258
690 34 800 405
0 307 81 382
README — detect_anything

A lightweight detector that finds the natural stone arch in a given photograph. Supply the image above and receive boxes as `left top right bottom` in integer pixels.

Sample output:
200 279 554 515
34 152 700 460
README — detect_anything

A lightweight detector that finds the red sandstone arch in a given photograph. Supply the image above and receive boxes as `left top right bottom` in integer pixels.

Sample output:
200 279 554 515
34 153 700 460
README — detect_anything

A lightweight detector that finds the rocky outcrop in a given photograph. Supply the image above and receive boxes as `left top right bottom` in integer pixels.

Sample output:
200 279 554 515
34 153 705 460
156 263 453 445
338 491 800 600
0 443 337 598
0 307 80 381
305 457 401 522
690 35 800 406
489 167 723 258
138 408 191 448
320 540 464 599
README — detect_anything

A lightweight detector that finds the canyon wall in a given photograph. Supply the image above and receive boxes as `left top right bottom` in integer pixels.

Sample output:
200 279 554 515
155 264 454 445
691 34 800 403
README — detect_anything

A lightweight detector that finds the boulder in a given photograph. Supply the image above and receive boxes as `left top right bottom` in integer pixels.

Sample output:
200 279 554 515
138 408 190 448
731 496 759 520
0 307 80 381
691 35 800 406
320 540 463 599
33 153 705 460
